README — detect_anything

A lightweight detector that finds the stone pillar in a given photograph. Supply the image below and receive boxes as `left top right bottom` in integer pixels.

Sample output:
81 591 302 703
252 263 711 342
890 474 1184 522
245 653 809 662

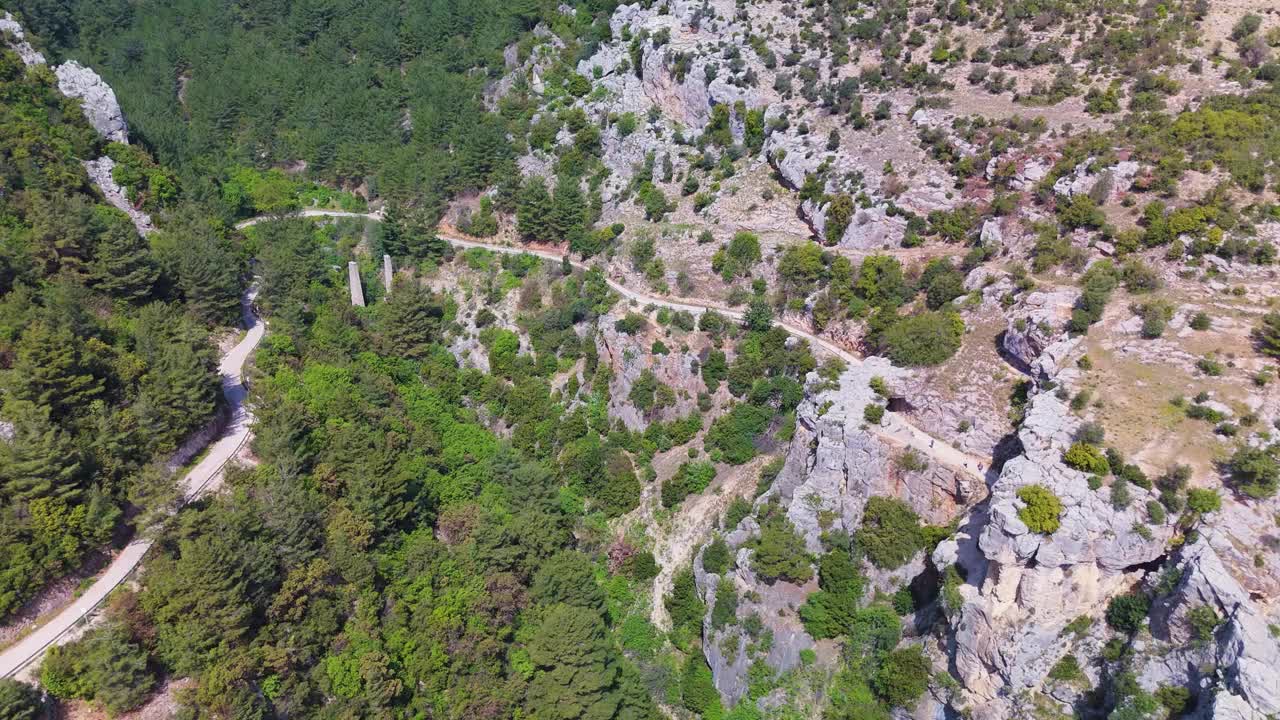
383 254 393 295
348 261 365 307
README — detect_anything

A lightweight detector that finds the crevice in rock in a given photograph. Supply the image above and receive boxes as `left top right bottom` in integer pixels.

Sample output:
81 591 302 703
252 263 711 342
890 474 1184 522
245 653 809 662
1120 552 1168 576
993 329 1035 376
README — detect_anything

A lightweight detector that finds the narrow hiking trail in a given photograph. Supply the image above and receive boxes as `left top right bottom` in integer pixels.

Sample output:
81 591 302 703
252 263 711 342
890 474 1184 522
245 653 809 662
0 289 265 681
241 210 991 484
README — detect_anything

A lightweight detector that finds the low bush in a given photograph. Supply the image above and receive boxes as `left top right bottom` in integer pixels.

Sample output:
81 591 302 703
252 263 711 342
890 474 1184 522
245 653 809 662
1106 593 1150 634
1017 485 1063 534
855 497 924 570
1063 443 1110 475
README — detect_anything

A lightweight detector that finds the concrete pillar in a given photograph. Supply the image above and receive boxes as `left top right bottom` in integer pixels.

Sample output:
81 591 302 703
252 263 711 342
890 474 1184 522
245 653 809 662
348 261 365 307
383 254 393 295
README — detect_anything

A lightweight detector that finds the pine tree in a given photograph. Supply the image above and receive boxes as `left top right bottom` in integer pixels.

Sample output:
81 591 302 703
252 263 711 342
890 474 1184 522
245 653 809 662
550 174 587 241
376 277 443 359
379 202 409 258
1255 311 1280 359
524 604 624 720
140 534 253 675
517 179 553 242
0 678 45 720
402 207 448 260
7 321 104 416
178 237 241 326
90 223 159 302
133 342 219 450
0 400 83 502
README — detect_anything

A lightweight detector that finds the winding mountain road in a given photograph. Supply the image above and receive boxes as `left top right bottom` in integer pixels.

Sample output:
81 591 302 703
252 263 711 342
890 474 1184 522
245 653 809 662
240 210 988 482
0 288 265 681
3 209 987 684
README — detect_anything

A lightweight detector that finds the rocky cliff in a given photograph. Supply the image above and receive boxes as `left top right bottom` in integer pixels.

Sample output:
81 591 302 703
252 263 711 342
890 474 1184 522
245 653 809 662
696 360 976 707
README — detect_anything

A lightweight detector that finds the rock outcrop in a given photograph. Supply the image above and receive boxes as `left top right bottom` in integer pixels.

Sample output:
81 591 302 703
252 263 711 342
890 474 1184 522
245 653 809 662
1141 536 1280 717
1052 158 1140 202
1 12 46 66
946 368 1174 717
55 61 129 144
595 311 705 430
698 362 974 707
1001 289 1077 372
83 156 155 235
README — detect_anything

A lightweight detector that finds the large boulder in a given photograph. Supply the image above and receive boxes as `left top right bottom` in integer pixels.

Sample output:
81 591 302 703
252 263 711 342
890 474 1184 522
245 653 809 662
55 60 129 143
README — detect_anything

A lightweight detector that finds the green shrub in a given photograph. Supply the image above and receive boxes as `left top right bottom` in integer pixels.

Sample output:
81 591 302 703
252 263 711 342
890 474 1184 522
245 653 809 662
1228 446 1279 498
1047 654 1086 684
614 313 647 334
1187 605 1221 646
1186 488 1222 514
711 578 739 629
724 497 752 530
1106 593 1150 634
1063 443 1110 475
864 403 885 425
871 646 931 709
706 403 773 465
878 311 965 366
703 537 732 575
662 461 717 508
1155 686 1192 716
855 497 924 570
751 512 813 584
1016 485 1063 534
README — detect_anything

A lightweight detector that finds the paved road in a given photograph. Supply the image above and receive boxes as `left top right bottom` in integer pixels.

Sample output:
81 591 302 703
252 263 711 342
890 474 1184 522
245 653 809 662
0 288 265 681
242 210 987 482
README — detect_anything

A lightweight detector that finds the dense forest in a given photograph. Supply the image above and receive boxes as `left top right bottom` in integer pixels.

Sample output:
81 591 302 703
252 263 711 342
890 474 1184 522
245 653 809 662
0 47 239 622
6 0 618 223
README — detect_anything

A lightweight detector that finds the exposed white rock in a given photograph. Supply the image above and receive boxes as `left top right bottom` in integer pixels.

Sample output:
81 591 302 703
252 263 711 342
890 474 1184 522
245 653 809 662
1 12 46 66
1001 290 1077 371
56 60 129 144
1052 159 1140 202
83 156 155 236
951 385 1172 718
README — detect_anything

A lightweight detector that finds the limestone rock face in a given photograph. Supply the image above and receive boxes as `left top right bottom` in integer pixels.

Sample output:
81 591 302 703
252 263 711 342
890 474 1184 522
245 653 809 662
595 311 704 430
83 156 155 236
1001 290 1077 372
1 12 46 65
699 363 973 706
1052 158 1140 201
1145 539 1280 717
55 60 129 143
950 385 1173 718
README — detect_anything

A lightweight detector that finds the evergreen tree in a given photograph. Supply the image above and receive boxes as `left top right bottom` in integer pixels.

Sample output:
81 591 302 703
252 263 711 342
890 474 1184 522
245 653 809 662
7 321 104 415
524 604 623 720
176 236 242 326
0 678 44 720
1255 311 1280 358
0 401 83 502
531 551 608 618
89 222 159 302
140 534 254 675
133 342 219 450
379 202 409 258
376 277 443 359
402 207 449 261
517 179 553 242
665 567 706 635
550 174 587 241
